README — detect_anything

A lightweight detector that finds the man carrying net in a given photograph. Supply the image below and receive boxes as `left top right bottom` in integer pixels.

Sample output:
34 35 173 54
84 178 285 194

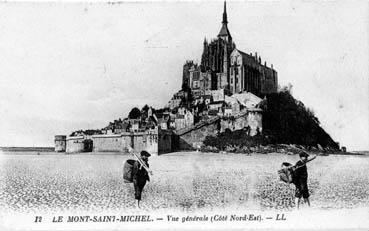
293 151 316 209
279 151 317 209
131 150 151 208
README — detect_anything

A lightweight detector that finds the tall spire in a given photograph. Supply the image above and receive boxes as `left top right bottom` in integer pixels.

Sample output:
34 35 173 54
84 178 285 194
218 1 231 40
222 1 228 24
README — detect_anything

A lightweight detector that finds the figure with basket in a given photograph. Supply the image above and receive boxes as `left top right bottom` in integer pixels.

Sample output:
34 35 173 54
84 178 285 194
123 147 153 209
278 151 317 209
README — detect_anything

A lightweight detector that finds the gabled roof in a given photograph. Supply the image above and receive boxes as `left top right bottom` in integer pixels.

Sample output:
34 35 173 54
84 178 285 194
232 49 258 66
233 49 275 71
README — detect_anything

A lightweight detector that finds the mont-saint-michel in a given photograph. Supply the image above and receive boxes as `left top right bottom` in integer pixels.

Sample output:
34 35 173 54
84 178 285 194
55 2 338 155
1 2 369 229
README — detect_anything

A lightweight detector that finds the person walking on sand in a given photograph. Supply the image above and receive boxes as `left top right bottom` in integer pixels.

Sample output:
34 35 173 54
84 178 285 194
132 150 151 208
293 151 317 209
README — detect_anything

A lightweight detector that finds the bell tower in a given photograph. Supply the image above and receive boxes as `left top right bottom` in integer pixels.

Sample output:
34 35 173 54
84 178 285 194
218 1 233 93
217 1 232 43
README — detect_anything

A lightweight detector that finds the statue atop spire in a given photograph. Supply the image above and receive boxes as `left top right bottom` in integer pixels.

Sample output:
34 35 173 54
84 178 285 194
222 1 228 24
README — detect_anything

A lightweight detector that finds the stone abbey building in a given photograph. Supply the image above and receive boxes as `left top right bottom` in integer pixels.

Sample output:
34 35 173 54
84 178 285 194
183 2 278 98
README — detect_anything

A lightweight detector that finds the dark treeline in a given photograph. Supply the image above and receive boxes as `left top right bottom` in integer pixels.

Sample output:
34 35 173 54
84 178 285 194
204 129 265 151
262 89 338 149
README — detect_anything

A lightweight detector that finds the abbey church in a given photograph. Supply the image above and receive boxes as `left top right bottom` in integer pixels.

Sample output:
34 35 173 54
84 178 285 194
183 2 278 98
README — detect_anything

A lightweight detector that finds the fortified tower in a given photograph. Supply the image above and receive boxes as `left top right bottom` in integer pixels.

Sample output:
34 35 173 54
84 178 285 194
54 135 66 152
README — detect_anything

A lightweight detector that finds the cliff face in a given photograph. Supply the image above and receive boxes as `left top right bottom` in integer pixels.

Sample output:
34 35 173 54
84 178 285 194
262 90 339 149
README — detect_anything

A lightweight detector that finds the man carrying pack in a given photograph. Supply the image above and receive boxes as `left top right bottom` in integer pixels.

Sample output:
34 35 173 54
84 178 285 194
293 151 317 209
132 150 151 208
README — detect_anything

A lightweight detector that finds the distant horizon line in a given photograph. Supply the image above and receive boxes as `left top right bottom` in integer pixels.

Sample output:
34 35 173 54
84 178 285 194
0 146 54 148
0 146 368 153
0 147 54 152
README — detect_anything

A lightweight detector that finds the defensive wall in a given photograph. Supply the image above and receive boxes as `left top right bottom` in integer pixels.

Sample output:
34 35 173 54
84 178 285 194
91 134 131 152
63 129 161 155
66 136 85 153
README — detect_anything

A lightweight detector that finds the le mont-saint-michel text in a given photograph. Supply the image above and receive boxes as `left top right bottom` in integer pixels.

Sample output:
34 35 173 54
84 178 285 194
34 214 287 223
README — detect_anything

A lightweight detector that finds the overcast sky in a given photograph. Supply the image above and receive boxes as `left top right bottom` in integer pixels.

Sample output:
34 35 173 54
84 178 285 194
0 1 368 151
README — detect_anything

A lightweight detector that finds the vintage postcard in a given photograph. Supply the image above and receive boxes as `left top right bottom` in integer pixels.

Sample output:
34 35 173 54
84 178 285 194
0 0 368 230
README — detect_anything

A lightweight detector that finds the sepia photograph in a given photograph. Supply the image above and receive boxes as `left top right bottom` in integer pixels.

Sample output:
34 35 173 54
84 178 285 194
0 0 368 230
